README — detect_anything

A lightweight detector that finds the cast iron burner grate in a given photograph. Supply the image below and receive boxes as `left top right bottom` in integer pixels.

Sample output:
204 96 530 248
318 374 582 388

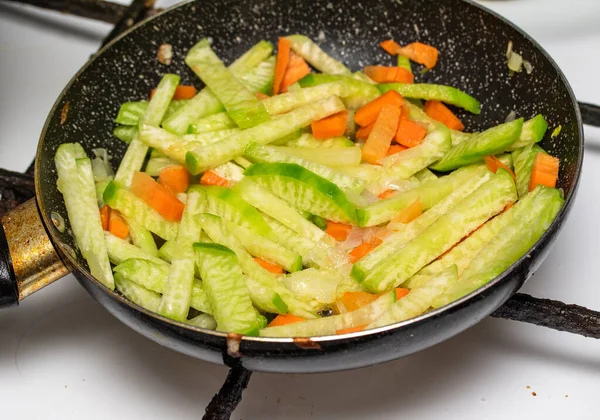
1 1 599 419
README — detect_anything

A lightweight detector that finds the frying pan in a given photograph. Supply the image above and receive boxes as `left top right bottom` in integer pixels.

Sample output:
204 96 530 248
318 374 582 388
0 0 589 373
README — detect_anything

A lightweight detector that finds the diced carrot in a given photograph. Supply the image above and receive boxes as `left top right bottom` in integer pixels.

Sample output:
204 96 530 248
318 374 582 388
100 205 110 231
281 53 311 92
254 258 284 274
355 90 404 127
325 221 352 241
424 100 465 131
338 291 379 312
200 170 230 187
348 237 383 263
395 288 410 300
150 85 197 100
529 152 559 191
131 172 185 222
378 190 396 200
362 105 402 164
336 325 367 335
311 110 349 139
159 165 190 194
387 144 407 156
380 39 401 56
108 209 129 239
364 66 414 84
272 37 291 95
268 314 305 327
484 155 516 180
355 122 375 141
400 103 411 120
395 119 427 148
391 200 423 224
255 91 270 100
398 42 439 69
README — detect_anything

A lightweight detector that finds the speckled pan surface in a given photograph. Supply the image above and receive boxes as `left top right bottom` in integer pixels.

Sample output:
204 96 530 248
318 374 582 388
34 0 582 370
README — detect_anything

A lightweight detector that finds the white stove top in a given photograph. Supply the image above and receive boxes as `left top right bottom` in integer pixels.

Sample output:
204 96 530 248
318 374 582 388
1 1 599 418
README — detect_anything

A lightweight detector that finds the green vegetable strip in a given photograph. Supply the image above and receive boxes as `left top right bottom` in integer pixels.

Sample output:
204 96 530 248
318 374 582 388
272 146 362 167
185 96 346 174
259 291 395 337
360 170 518 292
114 273 161 312
103 181 179 241
105 231 166 266
188 112 236 134
286 35 351 75
284 133 354 149
396 56 412 73
145 156 178 177
125 216 159 257
228 40 274 75
115 101 148 125
161 100 190 122
158 190 203 321
187 313 217 330
512 144 546 198
114 74 179 187
113 125 137 144
431 118 524 172
244 143 365 194
295 74 381 109
367 266 458 329
185 39 269 129
238 56 276 94
55 144 113 289
505 114 548 151
353 169 493 280
435 186 563 308
113 258 211 314
193 243 266 335
377 83 481 114
158 240 176 263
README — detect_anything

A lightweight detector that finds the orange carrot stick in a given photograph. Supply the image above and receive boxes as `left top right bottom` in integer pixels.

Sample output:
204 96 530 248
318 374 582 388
356 122 375 141
391 200 423 224
348 237 383 263
268 314 305 327
424 100 465 131
484 155 516 180
159 165 190 194
338 291 380 312
336 325 367 335
281 53 311 92
272 38 291 95
398 42 439 69
362 104 402 164
378 190 397 200
355 90 404 127
387 144 407 156
325 220 352 241
364 66 414 84
108 209 129 239
131 172 185 222
380 39 401 56
395 288 410 300
395 119 427 148
100 205 110 231
200 170 230 187
311 110 349 139
254 258 285 274
529 152 559 191
150 85 197 100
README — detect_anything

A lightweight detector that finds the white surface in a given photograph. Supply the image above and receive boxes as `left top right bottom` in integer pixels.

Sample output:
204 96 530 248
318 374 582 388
1 1 599 419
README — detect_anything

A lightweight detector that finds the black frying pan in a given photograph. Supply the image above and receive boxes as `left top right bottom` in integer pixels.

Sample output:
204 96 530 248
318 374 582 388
0 0 590 373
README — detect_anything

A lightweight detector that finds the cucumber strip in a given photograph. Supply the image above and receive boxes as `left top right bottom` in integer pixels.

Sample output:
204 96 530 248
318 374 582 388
309 214 328 230
223 220 302 272
193 243 266 335
114 273 161 312
113 125 137 144
260 291 395 337
285 133 354 149
188 112 236 134
187 313 217 330
162 100 190 123
115 101 148 125
158 240 176 263
273 145 361 167
244 162 357 224
185 39 269 129
238 56 275 94
359 170 518 292
212 161 245 183
270 128 303 146
55 144 113 289
435 186 563 308
379 122 452 179
124 216 159 257
145 156 178 176
105 231 166 266
367 266 458 328
103 181 179 241
228 40 274 76
112 136 148 187
335 163 383 181
415 168 438 183
285 35 351 75
281 268 342 309
353 169 493 278
352 71 376 84
430 118 524 172
377 83 481 114
262 82 350 115
506 114 548 151
244 143 365 194
199 213 306 316
512 144 546 198
193 184 273 239
139 124 239 163
113 258 212 314
158 190 203 321
185 96 346 174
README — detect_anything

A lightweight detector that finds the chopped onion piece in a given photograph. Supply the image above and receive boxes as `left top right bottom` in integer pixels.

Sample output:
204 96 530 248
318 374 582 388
523 60 533 74
505 110 517 123
508 51 523 73
506 41 513 60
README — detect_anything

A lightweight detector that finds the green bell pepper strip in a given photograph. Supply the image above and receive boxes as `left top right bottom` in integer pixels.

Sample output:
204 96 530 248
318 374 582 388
377 83 481 114
505 114 548 151
396 56 412 74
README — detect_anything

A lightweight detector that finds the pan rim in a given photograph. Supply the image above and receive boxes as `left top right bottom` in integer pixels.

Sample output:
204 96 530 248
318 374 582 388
34 0 584 344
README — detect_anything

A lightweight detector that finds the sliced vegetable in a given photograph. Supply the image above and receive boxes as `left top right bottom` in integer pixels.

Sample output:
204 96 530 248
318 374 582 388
505 114 548 151
159 165 190 194
281 53 311 92
395 118 427 148
187 112 236 134
152 85 197 100
115 101 148 125
349 237 383 263
273 37 291 95
325 221 352 242
512 144 545 197
380 39 401 55
285 35 351 75
311 110 349 139
113 125 137 144
108 209 129 239
423 100 464 131
354 90 403 127
397 42 439 69
484 155 515 180
125 217 158 257
529 152 559 191
364 66 414 84
200 170 230 187
285 133 354 149
130 172 184 222
239 56 276 94
114 273 161 312
392 199 423 224
362 104 402 164
254 258 284 274
268 314 305 327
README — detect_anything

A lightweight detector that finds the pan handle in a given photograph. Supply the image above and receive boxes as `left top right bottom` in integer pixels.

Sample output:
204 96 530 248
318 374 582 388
578 102 600 127
0 198 70 309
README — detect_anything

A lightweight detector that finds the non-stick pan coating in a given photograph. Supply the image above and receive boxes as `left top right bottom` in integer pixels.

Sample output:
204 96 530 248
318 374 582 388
34 0 582 372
